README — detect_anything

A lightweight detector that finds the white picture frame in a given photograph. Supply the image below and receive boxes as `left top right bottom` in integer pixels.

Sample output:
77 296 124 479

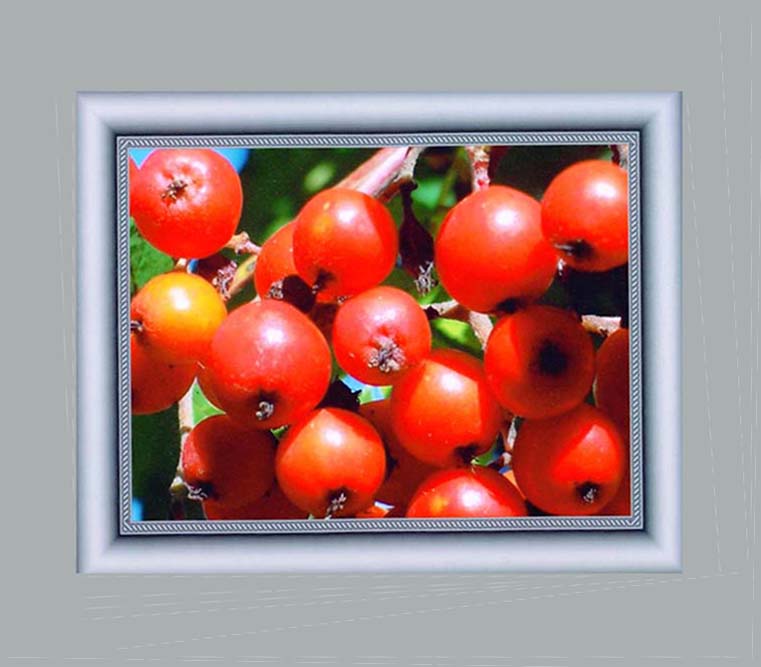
77 92 681 573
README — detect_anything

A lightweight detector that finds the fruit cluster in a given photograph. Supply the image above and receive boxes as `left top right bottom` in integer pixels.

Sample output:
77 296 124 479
129 147 631 521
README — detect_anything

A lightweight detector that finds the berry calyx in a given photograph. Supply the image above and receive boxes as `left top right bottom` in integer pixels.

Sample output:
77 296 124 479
332 286 432 386
511 404 626 515
389 349 503 468
484 305 595 419
434 185 558 313
292 188 398 301
130 271 227 364
541 160 628 272
204 300 331 429
406 467 527 518
130 149 243 259
275 408 387 518
180 415 276 509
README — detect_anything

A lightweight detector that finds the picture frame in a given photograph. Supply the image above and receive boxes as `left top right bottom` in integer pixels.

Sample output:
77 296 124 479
77 92 681 573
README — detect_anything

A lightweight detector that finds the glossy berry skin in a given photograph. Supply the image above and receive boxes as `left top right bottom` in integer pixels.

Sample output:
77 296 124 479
390 349 503 468
359 399 437 508
541 160 628 272
130 149 243 259
511 404 626 515
275 408 387 518
594 328 630 438
205 300 331 429
131 271 227 364
195 363 223 410
181 415 276 509
332 286 432 386
600 467 631 516
130 334 196 415
293 188 398 301
484 305 595 419
406 467 527 518
434 186 558 313
203 484 306 520
253 221 297 297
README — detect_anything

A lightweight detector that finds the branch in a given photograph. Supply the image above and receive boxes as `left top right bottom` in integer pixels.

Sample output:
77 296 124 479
225 231 261 255
468 311 494 348
611 144 629 170
425 299 493 349
581 314 622 337
169 384 194 519
224 146 423 301
465 145 491 191
336 146 422 201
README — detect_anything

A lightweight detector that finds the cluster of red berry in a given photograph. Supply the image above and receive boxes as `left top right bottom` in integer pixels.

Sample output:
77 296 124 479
129 147 631 521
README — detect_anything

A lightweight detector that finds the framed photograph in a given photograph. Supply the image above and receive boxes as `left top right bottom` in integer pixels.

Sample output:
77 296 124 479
77 92 681 573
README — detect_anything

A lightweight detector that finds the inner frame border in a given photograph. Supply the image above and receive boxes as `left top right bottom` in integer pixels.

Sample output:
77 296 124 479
116 131 642 536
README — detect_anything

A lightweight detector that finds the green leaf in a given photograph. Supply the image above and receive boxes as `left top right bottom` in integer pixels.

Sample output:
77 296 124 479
131 409 180 520
431 318 483 357
129 218 173 293
191 380 223 424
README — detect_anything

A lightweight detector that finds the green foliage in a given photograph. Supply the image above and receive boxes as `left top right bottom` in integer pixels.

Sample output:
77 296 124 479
131 408 179 520
129 217 173 294
191 380 223 424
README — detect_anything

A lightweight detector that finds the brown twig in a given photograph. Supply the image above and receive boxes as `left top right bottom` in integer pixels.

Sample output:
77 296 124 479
336 146 422 201
223 146 423 302
225 231 261 255
468 311 494 348
465 145 491 191
169 384 195 519
581 314 622 337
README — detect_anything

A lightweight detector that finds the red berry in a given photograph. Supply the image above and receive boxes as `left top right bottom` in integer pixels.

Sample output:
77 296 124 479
130 149 243 259
293 188 398 301
599 467 631 516
434 185 558 313
484 305 595 419
354 503 392 519
130 334 196 415
406 467 526 518
203 484 306 520
130 271 227 364
541 160 628 272
195 362 223 410
205 300 331 429
253 221 298 297
511 404 626 515
594 328 630 438
275 408 387 518
390 349 503 467
359 399 437 508
181 415 276 509
332 286 432 386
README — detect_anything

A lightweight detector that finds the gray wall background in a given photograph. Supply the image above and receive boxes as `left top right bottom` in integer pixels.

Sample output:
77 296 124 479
1 0 757 665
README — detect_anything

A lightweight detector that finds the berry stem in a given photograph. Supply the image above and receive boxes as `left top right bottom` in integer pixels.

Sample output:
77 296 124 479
465 145 491 192
581 315 622 337
222 147 423 301
169 382 195 520
225 231 261 255
468 311 494 349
